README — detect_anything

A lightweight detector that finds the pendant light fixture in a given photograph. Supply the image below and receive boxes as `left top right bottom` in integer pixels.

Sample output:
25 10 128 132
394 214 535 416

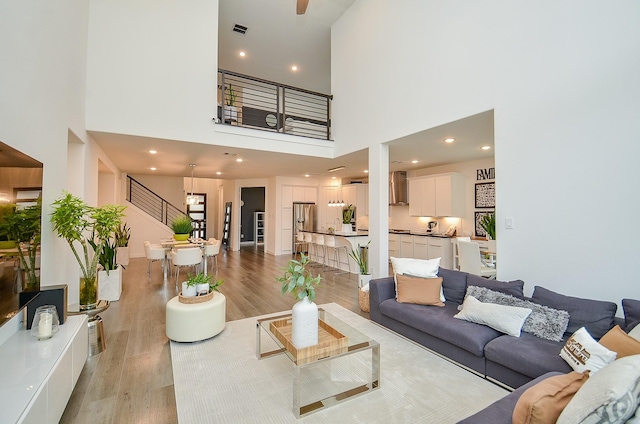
185 164 198 205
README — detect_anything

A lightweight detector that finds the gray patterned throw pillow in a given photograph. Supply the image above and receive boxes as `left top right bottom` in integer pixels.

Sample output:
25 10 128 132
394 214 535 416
465 285 570 341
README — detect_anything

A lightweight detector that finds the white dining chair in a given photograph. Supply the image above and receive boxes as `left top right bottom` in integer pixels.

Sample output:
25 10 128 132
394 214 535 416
170 247 203 290
203 238 221 276
452 236 471 270
458 240 497 279
144 241 167 281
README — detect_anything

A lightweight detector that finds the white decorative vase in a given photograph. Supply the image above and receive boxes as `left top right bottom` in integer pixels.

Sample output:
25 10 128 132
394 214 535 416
358 274 372 289
195 283 210 295
181 282 197 297
341 223 352 233
291 296 318 349
224 106 238 122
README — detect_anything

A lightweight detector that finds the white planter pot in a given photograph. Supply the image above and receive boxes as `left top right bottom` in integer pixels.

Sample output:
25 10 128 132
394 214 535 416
224 106 238 122
195 283 210 295
98 268 122 301
181 282 197 297
358 274 372 289
116 246 130 266
341 223 352 233
291 297 318 349
487 239 496 253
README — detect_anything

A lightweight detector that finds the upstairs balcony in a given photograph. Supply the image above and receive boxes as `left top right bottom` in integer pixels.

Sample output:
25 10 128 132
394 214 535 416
217 69 333 141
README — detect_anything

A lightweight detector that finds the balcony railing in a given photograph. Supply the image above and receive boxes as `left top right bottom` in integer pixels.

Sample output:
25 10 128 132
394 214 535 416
217 69 332 141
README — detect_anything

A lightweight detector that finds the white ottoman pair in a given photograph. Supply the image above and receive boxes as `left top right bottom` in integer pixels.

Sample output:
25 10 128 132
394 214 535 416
165 293 226 342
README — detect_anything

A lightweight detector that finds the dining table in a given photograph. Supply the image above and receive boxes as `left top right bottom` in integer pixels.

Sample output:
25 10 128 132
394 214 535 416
158 238 209 280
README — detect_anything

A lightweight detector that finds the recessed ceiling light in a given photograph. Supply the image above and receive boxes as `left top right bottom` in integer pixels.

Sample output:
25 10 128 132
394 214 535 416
150 167 156 171
149 149 157 154
291 65 298 71
216 171 222 175
444 138 455 143
236 158 243 162
481 145 492 150
304 174 310 177
332 176 336 179
239 51 246 57
411 160 418 164
364 170 369 173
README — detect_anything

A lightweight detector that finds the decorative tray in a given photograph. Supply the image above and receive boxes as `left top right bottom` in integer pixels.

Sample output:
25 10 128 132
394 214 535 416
269 318 348 364
178 291 214 304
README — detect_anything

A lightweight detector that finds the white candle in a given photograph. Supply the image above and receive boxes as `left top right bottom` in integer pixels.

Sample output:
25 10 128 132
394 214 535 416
38 312 53 339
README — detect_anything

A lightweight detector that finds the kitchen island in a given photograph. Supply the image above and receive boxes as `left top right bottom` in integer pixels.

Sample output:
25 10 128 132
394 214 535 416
304 231 370 274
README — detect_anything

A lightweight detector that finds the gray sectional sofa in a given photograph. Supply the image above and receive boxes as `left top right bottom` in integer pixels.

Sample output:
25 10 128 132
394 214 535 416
369 267 627 389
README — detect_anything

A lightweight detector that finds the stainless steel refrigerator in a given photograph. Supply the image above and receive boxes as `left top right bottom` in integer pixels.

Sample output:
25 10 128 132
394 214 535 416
292 202 316 247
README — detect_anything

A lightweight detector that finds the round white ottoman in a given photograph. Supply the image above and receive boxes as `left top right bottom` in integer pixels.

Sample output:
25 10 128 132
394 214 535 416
166 293 226 342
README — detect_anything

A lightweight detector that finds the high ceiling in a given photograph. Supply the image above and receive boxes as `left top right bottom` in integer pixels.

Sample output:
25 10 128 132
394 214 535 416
92 0 494 181
0 141 42 168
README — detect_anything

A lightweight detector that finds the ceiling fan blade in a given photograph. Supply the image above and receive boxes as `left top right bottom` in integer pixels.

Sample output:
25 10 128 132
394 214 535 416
297 0 309 15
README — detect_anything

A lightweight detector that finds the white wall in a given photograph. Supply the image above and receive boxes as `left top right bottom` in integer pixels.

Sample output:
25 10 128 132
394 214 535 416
333 1 640 305
0 0 92 300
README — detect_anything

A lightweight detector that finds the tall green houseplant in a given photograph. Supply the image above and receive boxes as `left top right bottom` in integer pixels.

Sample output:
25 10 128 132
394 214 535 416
51 191 125 308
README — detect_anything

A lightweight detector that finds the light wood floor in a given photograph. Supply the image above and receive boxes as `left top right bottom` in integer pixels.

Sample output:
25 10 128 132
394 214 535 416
60 245 367 424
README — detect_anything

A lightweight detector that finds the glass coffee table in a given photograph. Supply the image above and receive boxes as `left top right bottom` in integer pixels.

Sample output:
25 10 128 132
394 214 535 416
256 308 380 417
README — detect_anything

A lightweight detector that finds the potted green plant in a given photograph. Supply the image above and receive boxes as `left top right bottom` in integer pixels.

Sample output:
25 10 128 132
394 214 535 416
115 222 131 266
50 191 125 309
277 253 322 349
349 240 372 289
3 201 41 291
341 204 355 233
0 203 17 249
224 83 238 123
480 213 496 240
182 272 223 298
171 215 193 241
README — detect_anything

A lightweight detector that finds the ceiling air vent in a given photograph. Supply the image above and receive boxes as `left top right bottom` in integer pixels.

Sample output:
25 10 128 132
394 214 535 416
232 24 248 35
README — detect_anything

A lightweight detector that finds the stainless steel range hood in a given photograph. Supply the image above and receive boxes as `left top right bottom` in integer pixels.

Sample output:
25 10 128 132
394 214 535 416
389 171 408 205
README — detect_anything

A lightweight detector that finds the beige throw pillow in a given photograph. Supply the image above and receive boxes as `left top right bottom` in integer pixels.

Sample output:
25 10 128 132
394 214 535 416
599 325 640 359
512 371 590 424
395 274 444 306
390 257 443 301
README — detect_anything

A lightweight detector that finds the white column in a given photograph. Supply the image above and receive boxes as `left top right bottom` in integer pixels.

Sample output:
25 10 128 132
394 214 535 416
368 144 389 278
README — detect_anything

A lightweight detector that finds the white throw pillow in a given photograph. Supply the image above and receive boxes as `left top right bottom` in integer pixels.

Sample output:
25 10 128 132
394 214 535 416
560 327 617 373
454 295 532 337
390 256 442 300
557 354 640 424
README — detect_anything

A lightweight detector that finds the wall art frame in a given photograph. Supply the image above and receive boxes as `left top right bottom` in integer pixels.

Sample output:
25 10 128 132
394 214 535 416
475 182 495 208
475 211 494 238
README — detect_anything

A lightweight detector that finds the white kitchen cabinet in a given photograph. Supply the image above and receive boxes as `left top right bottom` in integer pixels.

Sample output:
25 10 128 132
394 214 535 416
413 236 429 259
400 234 414 258
341 185 356 207
388 233 400 258
409 173 464 217
304 187 317 203
427 237 453 269
356 184 369 216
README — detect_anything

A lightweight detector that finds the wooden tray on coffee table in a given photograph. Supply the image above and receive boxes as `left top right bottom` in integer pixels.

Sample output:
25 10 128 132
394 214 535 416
269 317 348 365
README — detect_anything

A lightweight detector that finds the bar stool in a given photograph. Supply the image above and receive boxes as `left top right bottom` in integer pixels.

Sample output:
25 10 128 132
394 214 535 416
304 232 316 262
325 235 351 274
313 234 327 269
294 232 307 259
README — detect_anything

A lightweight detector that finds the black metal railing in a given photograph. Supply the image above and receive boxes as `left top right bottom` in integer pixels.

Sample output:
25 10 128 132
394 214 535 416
218 69 332 141
126 176 186 227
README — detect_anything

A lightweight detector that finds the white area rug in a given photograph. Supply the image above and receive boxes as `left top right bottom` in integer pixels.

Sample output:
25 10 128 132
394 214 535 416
171 303 507 423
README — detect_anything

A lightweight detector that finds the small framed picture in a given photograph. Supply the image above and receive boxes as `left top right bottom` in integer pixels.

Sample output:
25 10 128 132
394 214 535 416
475 211 494 237
475 182 495 208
